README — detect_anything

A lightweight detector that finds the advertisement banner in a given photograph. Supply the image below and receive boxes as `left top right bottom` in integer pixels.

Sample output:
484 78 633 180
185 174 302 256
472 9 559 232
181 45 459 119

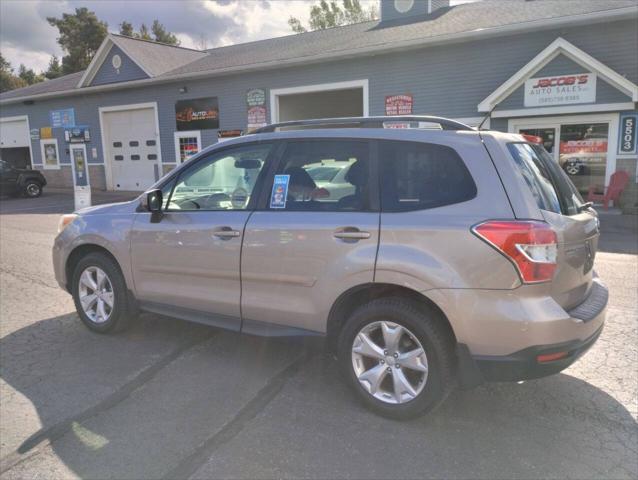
559 139 608 154
385 94 413 115
524 73 596 107
40 127 53 139
247 106 267 131
618 113 637 155
175 97 219 131
49 108 75 128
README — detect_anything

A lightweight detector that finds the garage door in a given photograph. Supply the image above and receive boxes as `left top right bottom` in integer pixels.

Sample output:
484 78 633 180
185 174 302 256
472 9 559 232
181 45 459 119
103 108 159 191
0 118 30 148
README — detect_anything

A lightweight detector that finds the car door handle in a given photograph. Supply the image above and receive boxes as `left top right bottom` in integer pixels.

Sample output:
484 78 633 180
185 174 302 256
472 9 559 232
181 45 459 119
333 228 371 240
213 227 241 239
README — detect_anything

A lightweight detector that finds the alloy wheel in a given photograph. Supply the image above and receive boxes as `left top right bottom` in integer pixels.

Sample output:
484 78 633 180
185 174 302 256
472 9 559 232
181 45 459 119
351 321 428 404
25 183 41 197
78 266 114 324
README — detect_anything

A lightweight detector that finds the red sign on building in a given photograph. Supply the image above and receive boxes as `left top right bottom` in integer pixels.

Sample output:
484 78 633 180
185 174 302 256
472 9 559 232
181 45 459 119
385 94 413 115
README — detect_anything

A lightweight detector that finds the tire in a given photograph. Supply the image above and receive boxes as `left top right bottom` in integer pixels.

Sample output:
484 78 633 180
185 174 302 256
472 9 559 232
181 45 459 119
564 162 582 176
71 252 135 333
23 180 42 198
337 298 455 419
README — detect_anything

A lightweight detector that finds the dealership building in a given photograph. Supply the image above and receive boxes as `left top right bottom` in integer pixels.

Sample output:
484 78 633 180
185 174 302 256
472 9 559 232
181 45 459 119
0 0 636 210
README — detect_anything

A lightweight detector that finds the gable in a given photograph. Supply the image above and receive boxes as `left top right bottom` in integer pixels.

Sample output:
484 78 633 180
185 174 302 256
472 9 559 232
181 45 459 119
498 54 633 110
90 44 149 87
478 37 638 113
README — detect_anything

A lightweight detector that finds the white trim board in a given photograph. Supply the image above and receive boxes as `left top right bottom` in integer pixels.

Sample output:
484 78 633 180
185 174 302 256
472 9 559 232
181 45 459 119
478 37 638 112
269 79 369 123
0 115 35 167
492 102 636 119
98 102 162 190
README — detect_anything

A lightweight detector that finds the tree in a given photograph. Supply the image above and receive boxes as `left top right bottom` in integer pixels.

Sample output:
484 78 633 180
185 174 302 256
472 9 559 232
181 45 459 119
288 0 377 33
119 21 134 37
44 56 63 80
151 20 180 45
0 53 27 92
47 7 108 74
18 64 40 85
120 20 180 45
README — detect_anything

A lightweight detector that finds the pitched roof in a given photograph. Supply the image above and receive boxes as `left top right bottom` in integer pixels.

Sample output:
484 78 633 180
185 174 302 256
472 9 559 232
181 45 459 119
110 34 208 77
1 0 636 103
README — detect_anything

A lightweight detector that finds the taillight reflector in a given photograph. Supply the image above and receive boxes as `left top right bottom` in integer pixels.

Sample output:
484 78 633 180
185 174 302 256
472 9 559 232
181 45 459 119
472 220 558 284
537 351 568 363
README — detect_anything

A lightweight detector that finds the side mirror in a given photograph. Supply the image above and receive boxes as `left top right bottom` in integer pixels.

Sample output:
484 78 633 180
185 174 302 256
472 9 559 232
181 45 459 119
146 189 163 222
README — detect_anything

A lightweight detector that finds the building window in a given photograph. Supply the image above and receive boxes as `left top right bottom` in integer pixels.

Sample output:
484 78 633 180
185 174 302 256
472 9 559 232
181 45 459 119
174 130 202 163
40 139 60 170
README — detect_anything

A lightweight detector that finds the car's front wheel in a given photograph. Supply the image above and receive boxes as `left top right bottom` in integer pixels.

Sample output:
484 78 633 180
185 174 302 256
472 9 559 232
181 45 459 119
338 298 455 419
71 252 135 333
23 180 42 197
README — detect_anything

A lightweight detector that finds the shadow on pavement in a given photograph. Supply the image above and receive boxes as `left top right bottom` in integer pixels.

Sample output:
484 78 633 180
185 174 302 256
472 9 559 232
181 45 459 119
0 191 139 216
597 212 638 255
1 311 636 479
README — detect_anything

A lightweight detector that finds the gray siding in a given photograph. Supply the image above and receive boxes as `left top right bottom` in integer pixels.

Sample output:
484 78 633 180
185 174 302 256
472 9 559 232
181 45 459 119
1 19 635 172
91 45 149 86
499 54 633 110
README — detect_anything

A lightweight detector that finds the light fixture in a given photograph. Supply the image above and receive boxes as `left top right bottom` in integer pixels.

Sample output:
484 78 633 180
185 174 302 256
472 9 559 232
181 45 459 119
179 86 188 94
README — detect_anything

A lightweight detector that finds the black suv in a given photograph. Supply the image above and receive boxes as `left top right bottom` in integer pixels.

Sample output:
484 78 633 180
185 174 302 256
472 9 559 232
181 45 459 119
0 159 47 198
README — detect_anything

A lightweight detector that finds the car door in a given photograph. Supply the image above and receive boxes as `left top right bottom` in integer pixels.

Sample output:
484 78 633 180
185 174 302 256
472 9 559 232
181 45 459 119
241 138 380 334
0 160 18 195
130 141 275 330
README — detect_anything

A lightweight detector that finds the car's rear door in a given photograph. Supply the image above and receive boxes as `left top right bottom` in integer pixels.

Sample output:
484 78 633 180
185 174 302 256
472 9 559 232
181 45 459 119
240 138 379 334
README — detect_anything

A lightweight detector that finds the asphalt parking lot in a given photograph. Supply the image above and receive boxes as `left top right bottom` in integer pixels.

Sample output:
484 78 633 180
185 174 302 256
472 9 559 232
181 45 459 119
0 191 636 480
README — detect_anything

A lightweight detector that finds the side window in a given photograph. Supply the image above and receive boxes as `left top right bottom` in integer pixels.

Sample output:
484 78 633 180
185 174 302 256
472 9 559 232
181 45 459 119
167 143 272 211
507 143 561 214
379 140 477 212
269 140 371 211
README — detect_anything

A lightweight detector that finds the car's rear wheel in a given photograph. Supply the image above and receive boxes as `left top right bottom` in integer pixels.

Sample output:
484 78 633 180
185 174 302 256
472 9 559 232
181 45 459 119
23 180 42 197
564 161 582 176
71 252 134 333
338 298 455 419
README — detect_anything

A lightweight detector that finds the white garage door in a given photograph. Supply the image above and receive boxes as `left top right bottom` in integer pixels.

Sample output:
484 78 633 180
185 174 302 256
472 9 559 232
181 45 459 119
103 107 159 191
0 118 30 148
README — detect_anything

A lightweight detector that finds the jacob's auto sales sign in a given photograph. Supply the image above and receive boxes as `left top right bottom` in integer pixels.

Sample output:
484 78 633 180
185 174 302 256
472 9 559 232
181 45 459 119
524 73 596 107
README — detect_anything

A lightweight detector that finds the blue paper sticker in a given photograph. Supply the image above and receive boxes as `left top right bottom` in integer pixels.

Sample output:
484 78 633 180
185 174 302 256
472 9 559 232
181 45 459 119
270 174 290 209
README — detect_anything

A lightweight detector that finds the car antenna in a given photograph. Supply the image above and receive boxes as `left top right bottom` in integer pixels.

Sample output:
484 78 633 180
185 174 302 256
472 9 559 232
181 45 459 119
478 104 498 130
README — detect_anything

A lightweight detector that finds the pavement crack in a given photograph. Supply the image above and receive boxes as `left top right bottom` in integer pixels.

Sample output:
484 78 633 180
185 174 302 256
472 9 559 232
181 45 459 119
162 351 310 480
0 330 217 475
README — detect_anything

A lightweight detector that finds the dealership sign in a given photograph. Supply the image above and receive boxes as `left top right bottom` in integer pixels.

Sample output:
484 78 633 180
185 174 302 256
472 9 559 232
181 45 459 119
618 113 637 155
175 97 219 131
385 95 413 115
524 73 596 107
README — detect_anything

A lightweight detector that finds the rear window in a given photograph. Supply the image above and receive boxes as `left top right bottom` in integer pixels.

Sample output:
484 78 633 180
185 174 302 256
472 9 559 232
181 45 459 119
507 143 583 215
379 140 477 212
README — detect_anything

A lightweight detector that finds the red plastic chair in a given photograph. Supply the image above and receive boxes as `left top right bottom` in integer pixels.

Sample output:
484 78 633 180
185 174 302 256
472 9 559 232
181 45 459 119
587 170 629 210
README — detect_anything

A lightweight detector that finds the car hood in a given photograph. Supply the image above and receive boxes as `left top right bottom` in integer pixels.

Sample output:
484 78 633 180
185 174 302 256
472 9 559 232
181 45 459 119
77 199 140 216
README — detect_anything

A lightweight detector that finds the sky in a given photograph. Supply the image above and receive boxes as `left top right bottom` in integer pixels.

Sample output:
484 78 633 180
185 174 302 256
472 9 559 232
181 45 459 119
0 0 474 73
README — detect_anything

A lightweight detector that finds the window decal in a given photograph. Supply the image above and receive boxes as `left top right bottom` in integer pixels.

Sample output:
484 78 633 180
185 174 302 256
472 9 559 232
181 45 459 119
270 174 290 209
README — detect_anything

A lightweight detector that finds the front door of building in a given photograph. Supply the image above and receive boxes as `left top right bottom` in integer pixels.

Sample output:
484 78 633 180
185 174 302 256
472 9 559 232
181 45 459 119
511 114 618 199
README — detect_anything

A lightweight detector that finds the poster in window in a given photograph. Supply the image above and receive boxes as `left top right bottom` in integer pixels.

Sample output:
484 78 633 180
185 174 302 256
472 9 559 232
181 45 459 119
385 95 413 115
43 142 58 167
175 97 219 131
246 88 266 107
178 136 199 162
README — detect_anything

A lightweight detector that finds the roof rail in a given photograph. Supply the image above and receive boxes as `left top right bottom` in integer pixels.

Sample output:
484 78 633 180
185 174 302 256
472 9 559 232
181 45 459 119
251 116 474 134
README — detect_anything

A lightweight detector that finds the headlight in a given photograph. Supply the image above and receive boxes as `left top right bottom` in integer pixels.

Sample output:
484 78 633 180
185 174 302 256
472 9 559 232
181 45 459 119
58 214 78 233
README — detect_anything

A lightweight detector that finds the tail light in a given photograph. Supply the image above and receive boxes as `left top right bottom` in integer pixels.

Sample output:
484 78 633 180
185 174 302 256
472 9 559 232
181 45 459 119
472 220 558 284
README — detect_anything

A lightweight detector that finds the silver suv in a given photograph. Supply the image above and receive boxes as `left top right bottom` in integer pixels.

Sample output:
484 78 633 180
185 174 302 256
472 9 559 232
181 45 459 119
53 117 607 419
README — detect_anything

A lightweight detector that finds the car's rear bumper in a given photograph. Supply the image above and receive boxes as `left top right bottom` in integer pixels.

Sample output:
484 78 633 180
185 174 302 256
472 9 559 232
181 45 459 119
452 278 608 386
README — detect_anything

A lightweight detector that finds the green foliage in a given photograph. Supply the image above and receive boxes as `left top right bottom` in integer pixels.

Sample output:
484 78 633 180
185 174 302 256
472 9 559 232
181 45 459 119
119 20 180 45
288 0 377 33
18 64 44 85
44 56 63 80
47 7 108 74
0 53 27 93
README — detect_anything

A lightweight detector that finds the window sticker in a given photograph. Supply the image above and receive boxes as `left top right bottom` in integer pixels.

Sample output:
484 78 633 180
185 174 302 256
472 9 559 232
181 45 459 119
270 174 290 209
